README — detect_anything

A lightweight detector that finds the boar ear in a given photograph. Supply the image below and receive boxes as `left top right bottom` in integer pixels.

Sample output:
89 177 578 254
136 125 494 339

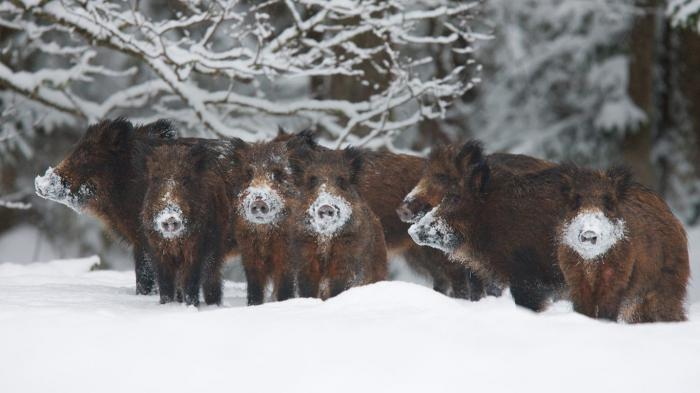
107 117 134 151
286 129 318 153
228 137 249 165
143 119 177 140
344 147 363 185
131 138 154 174
191 143 215 173
455 140 484 176
607 166 633 200
557 163 577 202
277 126 288 138
468 160 490 194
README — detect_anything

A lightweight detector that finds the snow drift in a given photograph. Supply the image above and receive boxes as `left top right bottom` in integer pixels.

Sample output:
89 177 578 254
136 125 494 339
1 255 699 393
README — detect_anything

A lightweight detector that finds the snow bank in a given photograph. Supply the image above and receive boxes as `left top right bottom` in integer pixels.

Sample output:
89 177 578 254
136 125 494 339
1 257 699 393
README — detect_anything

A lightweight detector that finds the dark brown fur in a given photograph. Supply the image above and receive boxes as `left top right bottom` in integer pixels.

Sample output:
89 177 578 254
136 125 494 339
137 142 231 306
279 133 485 300
227 140 299 305
288 148 387 299
397 142 555 223
417 141 567 311
36 119 175 295
556 166 689 322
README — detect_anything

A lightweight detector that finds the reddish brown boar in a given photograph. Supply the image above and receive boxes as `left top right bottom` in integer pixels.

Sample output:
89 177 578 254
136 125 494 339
280 132 485 300
556 166 689 322
288 147 387 299
408 141 567 311
34 118 175 295
226 139 299 305
136 141 231 306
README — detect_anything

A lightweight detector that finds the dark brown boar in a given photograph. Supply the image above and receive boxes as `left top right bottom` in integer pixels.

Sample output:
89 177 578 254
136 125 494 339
408 141 567 311
136 141 231 306
555 166 689 322
280 132 485 300
396 142 555 224
226 139 300 305
288 147 387 299
34 118 175 295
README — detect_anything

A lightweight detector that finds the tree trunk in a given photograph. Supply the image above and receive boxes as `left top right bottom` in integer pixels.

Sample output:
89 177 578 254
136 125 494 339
624 1 660 188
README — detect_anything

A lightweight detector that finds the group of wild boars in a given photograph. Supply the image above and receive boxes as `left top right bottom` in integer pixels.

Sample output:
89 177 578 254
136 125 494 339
407 141 690 323
34 118 690 321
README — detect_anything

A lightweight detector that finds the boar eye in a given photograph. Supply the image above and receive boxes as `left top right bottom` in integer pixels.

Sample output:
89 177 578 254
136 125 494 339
271 169 285 182
444 191 460 205
308 176 318 189
603 194 615 211
336 176 348 190
245 168 253 181
434 173 450 185
573 194 582 210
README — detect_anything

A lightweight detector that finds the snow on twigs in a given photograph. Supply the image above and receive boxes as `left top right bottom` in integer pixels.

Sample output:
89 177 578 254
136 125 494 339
1 0 481 144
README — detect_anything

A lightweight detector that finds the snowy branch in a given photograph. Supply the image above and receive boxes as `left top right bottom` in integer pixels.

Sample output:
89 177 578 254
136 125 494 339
668 0 700 31
1 0 481 143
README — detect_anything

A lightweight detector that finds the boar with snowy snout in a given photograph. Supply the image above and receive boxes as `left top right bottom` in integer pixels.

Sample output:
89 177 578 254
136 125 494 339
226 137 303 305
288 146 387 299
556 166 689 323
396 143 556 297
408 141 567 312
280 131 485 301
136 141 231 306
34 118 175 295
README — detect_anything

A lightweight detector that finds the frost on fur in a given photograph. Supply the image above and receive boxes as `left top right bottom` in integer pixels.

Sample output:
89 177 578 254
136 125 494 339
239 185 284 225
34 167 91 214
153 203 186 239
408 206 458 254
561 209 626 261
305 185 352 241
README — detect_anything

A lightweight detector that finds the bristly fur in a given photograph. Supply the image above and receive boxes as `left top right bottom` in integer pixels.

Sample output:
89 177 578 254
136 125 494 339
455 140 484 170
288 147 387 299
555 166 688 323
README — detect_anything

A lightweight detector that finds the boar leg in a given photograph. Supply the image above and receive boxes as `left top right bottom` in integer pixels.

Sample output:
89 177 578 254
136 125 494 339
201 254 223 306
134 245 156 295
509 248 549 312
296 246 321 299
155 255 176 304
242 255 266 306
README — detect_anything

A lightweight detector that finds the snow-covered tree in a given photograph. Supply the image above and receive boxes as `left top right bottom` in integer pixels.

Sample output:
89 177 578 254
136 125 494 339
668 0 700 30
0 0 481 149
461 0 643 162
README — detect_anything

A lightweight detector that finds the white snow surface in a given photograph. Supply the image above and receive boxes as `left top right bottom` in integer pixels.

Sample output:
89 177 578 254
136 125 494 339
1 255 699 393
34 166 89 214
305 184 352 240
408 206 458 254
239 185 285 225
561 209 627 261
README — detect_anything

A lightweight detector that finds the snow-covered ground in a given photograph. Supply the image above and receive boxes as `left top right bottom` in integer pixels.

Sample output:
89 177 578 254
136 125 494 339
0 227 699 393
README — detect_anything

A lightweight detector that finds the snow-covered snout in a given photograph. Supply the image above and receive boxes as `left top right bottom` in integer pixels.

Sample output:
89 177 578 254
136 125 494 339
34 166 92 213
240 185 284 225
561 209 626 261
306 184 352 238
148 179 188 240
408 206 459 254
154 203 185 239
